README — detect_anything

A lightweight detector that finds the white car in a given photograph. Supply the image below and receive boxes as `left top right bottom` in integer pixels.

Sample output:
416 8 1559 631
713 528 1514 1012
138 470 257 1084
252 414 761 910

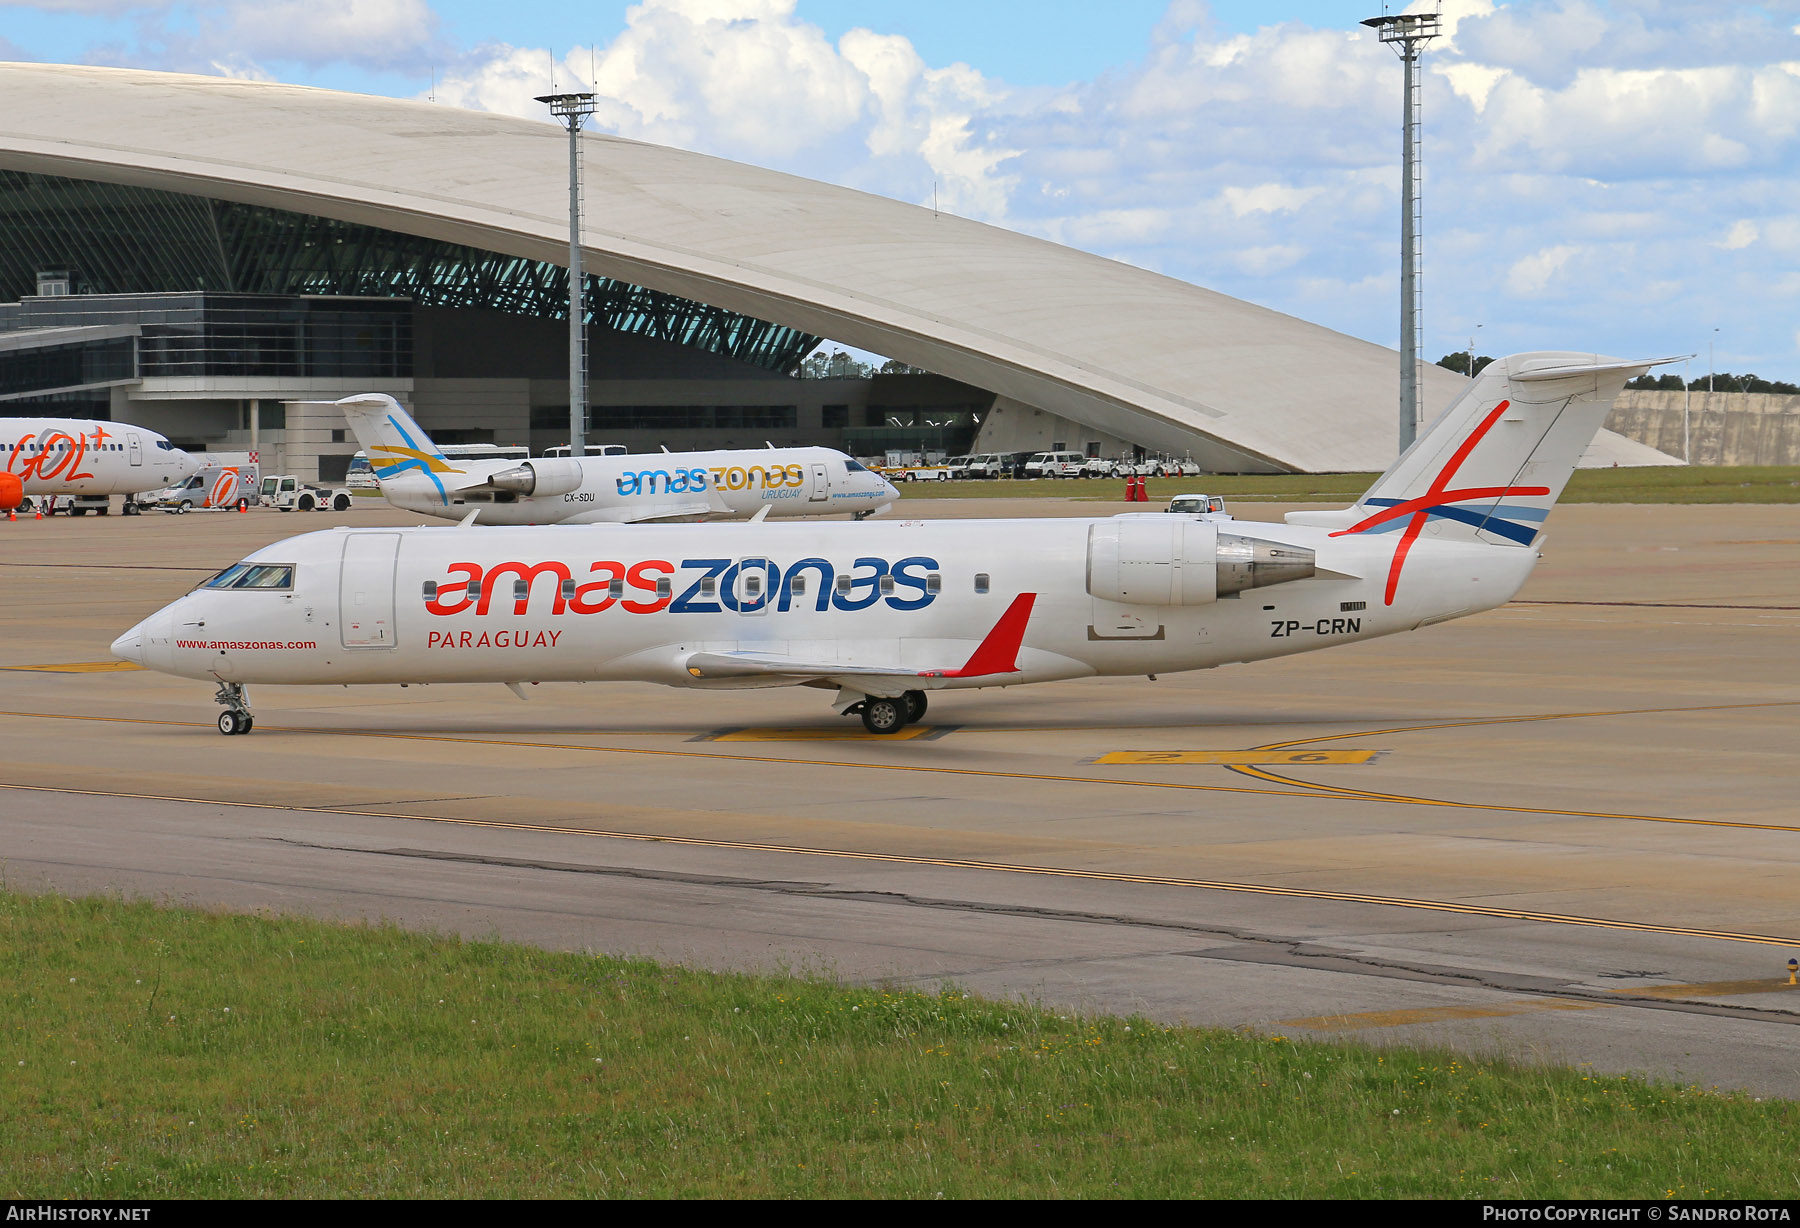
1024 450 1085 478
1166 493 1232 519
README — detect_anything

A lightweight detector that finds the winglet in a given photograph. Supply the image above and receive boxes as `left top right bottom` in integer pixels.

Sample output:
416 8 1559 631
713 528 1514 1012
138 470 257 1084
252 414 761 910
933 593 1036 678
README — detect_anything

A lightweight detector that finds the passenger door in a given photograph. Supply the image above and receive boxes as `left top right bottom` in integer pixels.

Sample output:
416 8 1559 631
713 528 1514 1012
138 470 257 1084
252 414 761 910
339 532 399 649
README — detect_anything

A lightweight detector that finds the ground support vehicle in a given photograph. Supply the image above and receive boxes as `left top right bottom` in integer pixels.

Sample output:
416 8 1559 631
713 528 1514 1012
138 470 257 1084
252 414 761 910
155 456 261 513
1024 451 1085 478
260 475 354 512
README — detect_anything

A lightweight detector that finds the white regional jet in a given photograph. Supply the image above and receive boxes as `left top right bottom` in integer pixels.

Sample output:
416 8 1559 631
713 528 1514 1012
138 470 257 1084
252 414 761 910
335 394 897 525
2 418 198 516
114 353 1668 736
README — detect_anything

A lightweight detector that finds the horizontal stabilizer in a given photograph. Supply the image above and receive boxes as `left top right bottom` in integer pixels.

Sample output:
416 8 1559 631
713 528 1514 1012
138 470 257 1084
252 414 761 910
1512 355 1688 382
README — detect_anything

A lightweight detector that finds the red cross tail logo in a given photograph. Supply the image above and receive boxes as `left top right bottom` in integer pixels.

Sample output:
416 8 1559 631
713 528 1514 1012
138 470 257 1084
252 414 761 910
1331 399 1549 606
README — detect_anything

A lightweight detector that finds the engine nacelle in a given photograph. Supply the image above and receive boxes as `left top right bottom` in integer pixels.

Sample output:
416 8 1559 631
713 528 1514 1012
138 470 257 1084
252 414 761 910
486 459 583 498
0 472 20 511
1087 521 1314 605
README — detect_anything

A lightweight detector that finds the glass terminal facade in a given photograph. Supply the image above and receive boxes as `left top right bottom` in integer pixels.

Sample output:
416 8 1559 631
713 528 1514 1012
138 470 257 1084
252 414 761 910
0 170 818 373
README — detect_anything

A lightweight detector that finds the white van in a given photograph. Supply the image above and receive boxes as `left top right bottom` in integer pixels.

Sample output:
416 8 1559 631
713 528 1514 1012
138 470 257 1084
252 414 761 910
1024 451 1085 478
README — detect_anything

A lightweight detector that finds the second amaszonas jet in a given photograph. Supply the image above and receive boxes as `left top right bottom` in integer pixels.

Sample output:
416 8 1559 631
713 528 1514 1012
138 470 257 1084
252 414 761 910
333 393 897 526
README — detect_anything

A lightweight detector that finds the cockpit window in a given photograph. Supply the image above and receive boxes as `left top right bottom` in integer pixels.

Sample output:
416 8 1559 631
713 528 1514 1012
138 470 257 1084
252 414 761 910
844 459 868 473
156 440 174 451
203 563 294 591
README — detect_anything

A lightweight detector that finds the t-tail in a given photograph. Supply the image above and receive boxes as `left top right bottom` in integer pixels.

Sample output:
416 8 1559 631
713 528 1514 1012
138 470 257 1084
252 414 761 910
1291 351 1679 601
333 393 464 504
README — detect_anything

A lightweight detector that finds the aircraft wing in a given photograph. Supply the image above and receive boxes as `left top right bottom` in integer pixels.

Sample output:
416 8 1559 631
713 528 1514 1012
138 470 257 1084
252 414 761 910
609 502 717 524
681 594 1038 685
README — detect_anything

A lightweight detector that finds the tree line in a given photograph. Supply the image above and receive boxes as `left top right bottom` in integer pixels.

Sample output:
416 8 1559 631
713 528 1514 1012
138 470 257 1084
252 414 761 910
1435 352 1799 394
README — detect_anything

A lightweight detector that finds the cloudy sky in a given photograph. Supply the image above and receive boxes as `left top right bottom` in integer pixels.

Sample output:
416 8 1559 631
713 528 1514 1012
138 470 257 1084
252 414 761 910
4 0 1797 380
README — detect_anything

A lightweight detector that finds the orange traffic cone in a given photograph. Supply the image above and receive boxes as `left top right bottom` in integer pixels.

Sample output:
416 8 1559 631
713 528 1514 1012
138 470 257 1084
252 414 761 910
33 506 42 520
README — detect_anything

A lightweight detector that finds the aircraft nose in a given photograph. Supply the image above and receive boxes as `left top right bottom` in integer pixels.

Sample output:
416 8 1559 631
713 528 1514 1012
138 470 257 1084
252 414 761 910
110 619 147 665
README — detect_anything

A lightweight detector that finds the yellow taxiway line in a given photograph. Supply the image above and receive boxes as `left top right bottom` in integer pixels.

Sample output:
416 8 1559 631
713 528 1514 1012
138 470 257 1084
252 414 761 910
1 776 1797 951
2 706 1798 840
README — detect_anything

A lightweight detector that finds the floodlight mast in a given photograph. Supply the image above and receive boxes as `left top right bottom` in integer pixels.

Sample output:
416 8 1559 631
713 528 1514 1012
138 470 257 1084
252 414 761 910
537 91 598 459
1362 9 1440 455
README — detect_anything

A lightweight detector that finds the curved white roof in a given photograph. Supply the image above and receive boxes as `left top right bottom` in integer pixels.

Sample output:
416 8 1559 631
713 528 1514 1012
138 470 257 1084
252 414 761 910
0 63 1667 471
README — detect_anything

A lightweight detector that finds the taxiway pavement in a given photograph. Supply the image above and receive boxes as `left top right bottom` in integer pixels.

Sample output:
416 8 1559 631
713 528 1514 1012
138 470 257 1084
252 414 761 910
2 495 1796 1095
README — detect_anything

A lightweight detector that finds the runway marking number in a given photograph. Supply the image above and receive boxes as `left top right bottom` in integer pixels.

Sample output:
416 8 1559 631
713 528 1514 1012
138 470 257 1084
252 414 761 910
1094 749 1380 766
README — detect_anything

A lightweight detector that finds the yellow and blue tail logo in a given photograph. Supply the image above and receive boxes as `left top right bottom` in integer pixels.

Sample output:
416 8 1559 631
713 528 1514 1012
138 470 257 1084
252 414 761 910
366 416 463 504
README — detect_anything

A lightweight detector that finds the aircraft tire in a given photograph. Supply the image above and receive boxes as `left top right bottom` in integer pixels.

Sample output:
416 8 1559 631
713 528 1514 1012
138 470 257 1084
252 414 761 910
902 690 928 724
859 697 907 735
218 711 246 736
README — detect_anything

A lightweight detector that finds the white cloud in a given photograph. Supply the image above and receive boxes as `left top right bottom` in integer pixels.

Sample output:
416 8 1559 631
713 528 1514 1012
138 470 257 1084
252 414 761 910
58 0 441 73
1718 220 1759 250
1506 244 1583 296
222 0 436 69
437 0 1018 220
1220 184 1324 217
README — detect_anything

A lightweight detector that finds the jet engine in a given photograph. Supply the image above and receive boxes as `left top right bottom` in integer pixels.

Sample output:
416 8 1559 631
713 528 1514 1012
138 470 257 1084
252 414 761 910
0 472 20 511
485 459 584 498
1087 520 1314 605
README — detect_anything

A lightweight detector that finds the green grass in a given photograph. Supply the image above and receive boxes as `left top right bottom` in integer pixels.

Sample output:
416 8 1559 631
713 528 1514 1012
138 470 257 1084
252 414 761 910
3 890 1795 1198
894 466 1800 504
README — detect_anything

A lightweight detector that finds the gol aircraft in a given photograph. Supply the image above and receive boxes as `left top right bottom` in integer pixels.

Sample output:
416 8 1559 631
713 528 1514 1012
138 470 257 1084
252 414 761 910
115 352 1668 736
3 417 198 516
336 394 897 525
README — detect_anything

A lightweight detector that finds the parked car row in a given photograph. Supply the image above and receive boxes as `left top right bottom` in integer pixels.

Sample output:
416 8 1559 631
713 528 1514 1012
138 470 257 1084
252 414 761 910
910 452 1207 480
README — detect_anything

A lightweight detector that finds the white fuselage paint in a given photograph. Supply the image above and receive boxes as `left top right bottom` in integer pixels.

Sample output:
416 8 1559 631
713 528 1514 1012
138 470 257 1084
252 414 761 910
3 418 197 496
116 517 1537 696
383 447 897 525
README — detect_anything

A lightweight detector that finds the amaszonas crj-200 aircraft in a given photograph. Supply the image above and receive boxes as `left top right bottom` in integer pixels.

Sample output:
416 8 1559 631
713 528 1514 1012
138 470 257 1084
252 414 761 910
115 352 1672 736
335 394 897 525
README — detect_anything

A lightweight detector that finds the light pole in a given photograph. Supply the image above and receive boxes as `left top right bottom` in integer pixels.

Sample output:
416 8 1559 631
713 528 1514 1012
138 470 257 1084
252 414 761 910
1682 357 1691 463
1363 8 1440 454
1467 323 1482 378
537 89 597 459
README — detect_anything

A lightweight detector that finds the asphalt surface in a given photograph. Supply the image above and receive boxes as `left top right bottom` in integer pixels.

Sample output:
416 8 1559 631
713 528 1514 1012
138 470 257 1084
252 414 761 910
2 492 1797 1096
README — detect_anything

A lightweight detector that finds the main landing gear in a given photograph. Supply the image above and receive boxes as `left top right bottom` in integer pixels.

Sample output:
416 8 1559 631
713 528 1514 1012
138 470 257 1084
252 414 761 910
214 682 254 735
848 689 928 735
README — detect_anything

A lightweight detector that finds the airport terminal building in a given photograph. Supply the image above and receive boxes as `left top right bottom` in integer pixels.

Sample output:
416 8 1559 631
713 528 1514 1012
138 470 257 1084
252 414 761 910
0 63 1672 479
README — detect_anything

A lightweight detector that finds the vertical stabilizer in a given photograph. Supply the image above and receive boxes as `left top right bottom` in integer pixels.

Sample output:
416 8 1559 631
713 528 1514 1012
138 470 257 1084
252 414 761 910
1337 352 1672 552
333 393 464 505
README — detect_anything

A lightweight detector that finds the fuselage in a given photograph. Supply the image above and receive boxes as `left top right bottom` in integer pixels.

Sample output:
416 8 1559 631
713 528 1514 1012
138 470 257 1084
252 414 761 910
3 418 197 495
113 517 1538 693
382 446 897 524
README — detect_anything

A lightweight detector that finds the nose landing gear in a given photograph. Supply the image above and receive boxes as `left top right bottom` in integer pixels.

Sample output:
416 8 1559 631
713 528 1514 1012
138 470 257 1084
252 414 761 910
214 682 254 735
